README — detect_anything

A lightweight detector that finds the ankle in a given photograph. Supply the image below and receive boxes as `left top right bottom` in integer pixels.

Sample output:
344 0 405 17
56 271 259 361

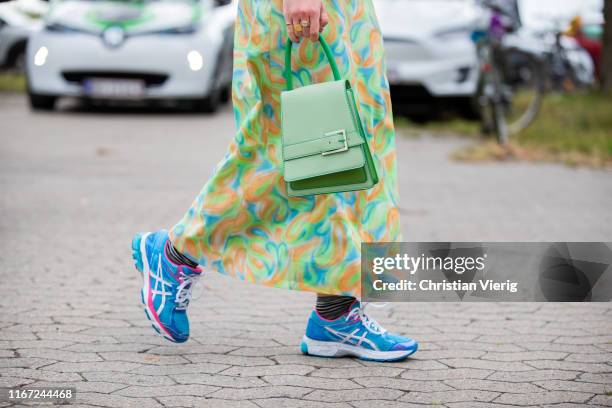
165 241 198 268
315 294 356 320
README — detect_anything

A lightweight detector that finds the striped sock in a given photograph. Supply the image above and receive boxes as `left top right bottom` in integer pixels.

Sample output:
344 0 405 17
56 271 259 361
166 241 198 268
315 294 356 320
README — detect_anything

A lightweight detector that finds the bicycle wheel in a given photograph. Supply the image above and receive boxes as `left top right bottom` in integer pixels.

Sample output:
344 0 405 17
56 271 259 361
499 49 544 135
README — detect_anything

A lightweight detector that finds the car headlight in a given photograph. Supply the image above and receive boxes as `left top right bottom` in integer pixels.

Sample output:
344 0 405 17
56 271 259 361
187 50 203 71
34 46 48 66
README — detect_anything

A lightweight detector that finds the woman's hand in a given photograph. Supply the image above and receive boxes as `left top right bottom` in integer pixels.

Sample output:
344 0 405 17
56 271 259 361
284 0 329 43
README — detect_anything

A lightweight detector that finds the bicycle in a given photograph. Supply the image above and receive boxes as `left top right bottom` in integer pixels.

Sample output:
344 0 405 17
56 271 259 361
471 10 545 145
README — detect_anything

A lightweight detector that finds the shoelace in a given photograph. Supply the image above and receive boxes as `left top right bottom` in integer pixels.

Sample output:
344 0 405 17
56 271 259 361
175 272 201 310
346 302 388 335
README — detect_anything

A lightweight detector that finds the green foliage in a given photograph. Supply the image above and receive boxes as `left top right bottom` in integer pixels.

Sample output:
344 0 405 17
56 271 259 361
0 72 26 93
398 92 612 167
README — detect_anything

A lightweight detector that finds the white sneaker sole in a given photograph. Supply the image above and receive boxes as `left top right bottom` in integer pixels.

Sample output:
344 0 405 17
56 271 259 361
300 335 417 362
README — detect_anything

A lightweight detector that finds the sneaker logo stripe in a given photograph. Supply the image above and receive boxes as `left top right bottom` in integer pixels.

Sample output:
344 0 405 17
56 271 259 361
324 327 379 351
151 255 173 316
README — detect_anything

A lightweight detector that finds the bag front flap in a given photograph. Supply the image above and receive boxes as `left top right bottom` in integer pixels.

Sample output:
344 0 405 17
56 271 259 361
281 80 365 181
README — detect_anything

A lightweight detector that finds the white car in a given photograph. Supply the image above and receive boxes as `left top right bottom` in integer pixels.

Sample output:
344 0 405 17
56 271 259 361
0 0 47 70
374 0 482 114
26 0 235 111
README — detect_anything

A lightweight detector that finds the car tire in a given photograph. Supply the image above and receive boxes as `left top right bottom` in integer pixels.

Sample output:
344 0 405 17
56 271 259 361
28 92 57 111
457 96 482 120
220 86 231 104
192 88 221 113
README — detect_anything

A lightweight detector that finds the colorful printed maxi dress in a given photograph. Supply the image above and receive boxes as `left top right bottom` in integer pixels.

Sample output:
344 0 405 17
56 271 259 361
169 0 401 297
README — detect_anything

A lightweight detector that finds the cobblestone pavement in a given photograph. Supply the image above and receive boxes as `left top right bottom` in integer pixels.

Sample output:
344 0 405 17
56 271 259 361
1 95 611 407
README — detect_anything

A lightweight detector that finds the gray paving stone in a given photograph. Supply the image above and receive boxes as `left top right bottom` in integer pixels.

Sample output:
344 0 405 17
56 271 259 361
53 316 131 328
148 344 237 355
2 100 612 408
114 384 219 397
578 373 612 384
220 364 315 377
310 366 404 379
208 386 312 400
520 342 604 354
262 375 361 390
76 392 163 408
304 387 404 402
18 348 102 363
476 335 559 343
548 404 607 408
271 355 362 368
565 353 612 363
494 391 593 405
447 403 537 408
63 343 152 353
157 396 259 407
0 377 35 387
98 351 191 365
29 380 127 394
482 351 568 361
255 398 351 408
0 358 55 369
534 380 609 394
170 373 267 388
7 340 75 349
488 370 581 382
130 362 230 376
359 359 450 370
82 372 177 387
401 368 494 381
524 360 612 373
555 336 612 345
39 361 142 372
589 394 612 406
432 341 525 352
36 332 119 344
198 336 281 348
11 323 91 333
399 389 500 404
354 377 453 392
411 349 486 360
0 332 38 341
2 367 83 382
439 358 535 371
184 353 276 366
351 402 441 408
229 346 302 357
444 378 543 393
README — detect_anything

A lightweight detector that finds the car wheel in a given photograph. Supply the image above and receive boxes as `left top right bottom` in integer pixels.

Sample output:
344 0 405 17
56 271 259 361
220 86 231 104
192 88 221 113
456 96 481 120
28 92 57 111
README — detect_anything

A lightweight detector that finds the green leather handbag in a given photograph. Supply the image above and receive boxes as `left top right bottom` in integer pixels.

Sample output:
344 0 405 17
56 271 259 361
281 37 379 197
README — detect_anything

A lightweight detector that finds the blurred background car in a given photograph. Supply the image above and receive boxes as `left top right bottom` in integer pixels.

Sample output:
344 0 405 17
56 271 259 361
0 0 47 71
374 0 483 117
374 0 603 118
26 0 235 112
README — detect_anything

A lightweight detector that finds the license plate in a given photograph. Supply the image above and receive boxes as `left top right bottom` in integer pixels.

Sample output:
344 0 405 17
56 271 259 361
83 78 145 99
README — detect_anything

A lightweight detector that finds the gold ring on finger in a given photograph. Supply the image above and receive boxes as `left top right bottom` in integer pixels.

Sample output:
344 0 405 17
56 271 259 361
293 23 303 33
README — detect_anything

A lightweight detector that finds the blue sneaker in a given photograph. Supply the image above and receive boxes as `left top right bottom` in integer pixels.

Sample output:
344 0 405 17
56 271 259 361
301 301 418 362
131 230 201 343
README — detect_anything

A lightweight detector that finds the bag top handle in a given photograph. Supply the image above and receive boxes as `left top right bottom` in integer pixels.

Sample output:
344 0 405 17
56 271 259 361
284 36 341 91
